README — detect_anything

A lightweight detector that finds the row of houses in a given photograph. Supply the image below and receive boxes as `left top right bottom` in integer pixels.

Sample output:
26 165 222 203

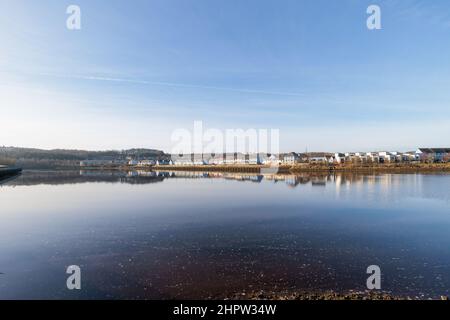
170 153 272 166
79 148 450 167
282 148 450 164
415 148 450 162
165 148 450 166
127 159 172 166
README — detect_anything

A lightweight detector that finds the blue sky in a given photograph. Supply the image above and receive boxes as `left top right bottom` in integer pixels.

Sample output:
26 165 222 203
1 0 450 152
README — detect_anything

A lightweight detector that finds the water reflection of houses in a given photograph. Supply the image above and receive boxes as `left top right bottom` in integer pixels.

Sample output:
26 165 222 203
285 175 299 187
79 170 431 191
223 174 263 183
167 171 211 179
311 177 327 186
162 171 264 183
7 170 443 200
80 170 165 184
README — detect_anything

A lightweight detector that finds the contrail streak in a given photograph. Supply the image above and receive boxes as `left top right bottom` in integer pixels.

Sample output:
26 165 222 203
38 73 305 97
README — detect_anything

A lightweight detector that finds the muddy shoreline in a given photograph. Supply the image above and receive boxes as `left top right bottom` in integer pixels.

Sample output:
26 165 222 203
225 290 449 301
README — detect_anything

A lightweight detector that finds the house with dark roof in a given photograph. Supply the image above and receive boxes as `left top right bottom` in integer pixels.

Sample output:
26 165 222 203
416 148 450 162
281 152 300 164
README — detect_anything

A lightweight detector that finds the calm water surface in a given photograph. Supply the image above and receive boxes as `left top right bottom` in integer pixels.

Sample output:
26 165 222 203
0 170 449 299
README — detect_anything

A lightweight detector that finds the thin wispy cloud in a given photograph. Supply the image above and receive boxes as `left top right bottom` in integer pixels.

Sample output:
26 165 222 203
38 72 305 97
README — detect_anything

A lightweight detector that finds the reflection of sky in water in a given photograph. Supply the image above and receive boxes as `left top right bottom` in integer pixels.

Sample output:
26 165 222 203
0 171 449 299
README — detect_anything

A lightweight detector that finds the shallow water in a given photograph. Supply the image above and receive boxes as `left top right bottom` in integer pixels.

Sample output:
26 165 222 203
0 170 449 299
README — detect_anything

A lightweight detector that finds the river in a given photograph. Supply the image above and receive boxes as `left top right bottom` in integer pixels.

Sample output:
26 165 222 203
0 170 449 299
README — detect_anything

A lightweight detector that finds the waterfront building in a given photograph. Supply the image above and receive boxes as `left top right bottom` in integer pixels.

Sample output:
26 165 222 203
137 159 156 166
416 148 450 162
402 152 417 162
377 151 393 163
334 153 345 164
156 159 172 165
246 153 262 165
308 152 333 163
206 153 226 165
260 154 280 165
282 152 299 164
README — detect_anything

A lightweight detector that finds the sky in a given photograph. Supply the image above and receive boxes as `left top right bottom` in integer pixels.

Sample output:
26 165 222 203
1 0 450 152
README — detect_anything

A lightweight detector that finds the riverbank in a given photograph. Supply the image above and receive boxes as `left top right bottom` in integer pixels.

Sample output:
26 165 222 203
146 164 292 173
290 162 450 173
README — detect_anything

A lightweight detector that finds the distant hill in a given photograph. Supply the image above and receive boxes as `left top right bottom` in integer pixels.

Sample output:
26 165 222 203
0 147 168 169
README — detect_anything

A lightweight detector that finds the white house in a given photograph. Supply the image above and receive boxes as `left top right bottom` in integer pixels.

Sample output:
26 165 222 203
366 152 380 163
344 152 356 162
138 159 156 166
334 153 345 164
260 154 280 165
156 159 172 165
208 155 226 165
309 156 328 163
282 152 299 165
171 153 195 165
193 155 207 165
378 152 393 163
402 152 417 162
128 159 139 166
247 153 262 165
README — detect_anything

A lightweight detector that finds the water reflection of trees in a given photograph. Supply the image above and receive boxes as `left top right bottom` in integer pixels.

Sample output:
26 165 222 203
2 170 166 186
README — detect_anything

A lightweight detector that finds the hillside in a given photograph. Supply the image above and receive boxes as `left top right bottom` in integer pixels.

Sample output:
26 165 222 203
0 147 168 169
